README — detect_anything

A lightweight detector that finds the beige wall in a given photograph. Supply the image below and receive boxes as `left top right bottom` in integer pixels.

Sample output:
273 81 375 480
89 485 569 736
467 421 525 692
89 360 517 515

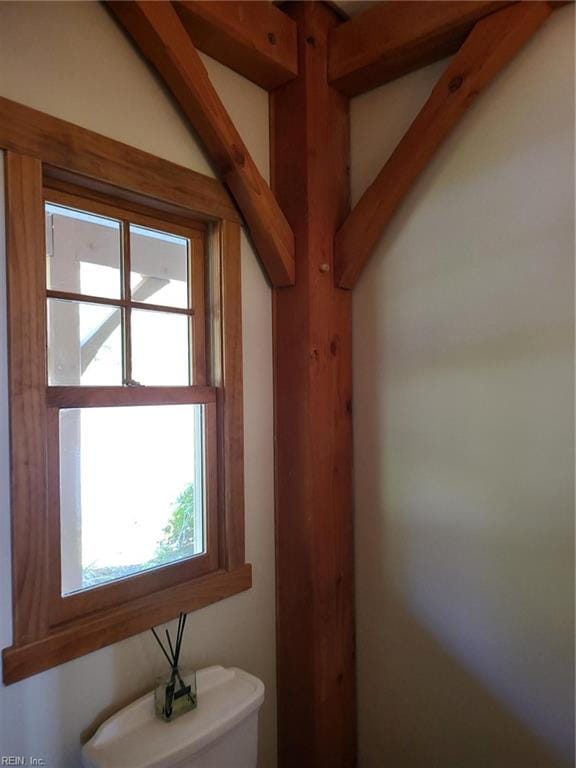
0 3 276 767
351 7 574 768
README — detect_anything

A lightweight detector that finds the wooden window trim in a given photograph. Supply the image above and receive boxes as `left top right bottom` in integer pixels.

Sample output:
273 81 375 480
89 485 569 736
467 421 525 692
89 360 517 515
45 180 208 235
1 99 249 685
0 97 240 224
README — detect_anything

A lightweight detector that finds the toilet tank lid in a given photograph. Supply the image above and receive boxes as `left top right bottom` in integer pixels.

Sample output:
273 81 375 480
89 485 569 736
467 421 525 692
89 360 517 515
81 666 265 768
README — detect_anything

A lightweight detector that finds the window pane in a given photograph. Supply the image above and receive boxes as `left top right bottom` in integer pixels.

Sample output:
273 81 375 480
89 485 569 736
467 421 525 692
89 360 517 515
47 299 122 386
131 309 190 386
59 404 205 595
46 203 121 299
130 224 189 309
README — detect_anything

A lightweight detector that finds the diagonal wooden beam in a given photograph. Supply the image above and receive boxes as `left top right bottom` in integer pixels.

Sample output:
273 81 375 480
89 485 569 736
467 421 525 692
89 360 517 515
335 1 551 290
108 0 295 288
174 1 298 90
330 1 517 97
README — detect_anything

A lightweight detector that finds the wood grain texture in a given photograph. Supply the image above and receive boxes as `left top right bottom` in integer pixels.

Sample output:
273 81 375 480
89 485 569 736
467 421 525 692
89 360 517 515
108 1 296 288
191 236 208 385
5 152 50 646
271 4 356 766
328 1 516 95
46 386 216 409
175 0 298 90
210 220 245 571
0 96 238 223
2 565 252 685
335 0 552 290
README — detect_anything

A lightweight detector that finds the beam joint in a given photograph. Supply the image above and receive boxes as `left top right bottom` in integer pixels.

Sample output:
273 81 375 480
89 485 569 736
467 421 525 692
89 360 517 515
174 0 298 90
335 1 552 289
108 0 295 287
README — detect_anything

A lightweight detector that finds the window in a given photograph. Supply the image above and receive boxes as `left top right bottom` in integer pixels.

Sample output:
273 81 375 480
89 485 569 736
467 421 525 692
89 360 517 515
44 191 214 601
1 99 250 685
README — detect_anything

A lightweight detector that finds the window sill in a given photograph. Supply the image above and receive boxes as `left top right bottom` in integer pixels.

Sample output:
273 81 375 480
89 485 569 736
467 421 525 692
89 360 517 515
2 564 252 685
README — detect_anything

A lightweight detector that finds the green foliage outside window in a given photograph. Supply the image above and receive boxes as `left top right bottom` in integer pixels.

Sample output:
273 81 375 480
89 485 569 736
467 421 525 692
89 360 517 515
81 482 196 589
153 482 197 562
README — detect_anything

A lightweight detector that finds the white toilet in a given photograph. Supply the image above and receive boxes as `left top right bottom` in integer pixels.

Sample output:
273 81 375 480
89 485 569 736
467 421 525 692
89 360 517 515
82 666 265 768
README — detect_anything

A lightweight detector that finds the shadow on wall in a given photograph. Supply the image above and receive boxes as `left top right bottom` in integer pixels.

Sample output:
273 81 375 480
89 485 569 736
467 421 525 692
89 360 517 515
355 392 574 766
353 205 574 768
357 588 571 768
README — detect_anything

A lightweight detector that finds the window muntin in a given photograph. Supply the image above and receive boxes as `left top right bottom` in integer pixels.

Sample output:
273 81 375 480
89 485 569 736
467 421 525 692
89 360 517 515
44 197 208 389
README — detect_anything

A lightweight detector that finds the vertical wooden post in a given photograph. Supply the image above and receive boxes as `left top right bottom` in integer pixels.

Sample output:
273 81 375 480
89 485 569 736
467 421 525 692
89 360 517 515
271 3 356 766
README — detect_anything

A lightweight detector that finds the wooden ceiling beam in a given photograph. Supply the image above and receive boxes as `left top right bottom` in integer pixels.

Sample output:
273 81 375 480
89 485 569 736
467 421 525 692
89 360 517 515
108 0 295 288
174 1 298 91
335 1 552 290
329 1 519 96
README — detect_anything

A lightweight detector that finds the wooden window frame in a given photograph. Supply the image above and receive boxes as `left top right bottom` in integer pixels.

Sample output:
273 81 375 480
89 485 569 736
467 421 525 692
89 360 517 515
44 183 206 389
0 97 250 685
44 183 208 388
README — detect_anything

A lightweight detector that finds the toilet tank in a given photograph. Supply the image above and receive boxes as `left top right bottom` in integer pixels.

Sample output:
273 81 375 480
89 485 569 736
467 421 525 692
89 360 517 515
82 666 265 768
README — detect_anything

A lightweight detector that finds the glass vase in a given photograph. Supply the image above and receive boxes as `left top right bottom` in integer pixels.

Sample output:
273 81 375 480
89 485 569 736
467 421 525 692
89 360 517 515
154 668 197 722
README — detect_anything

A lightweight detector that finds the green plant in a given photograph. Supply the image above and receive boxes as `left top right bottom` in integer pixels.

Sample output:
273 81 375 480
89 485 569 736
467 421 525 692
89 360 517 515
153 482 197 563
80 483 198 588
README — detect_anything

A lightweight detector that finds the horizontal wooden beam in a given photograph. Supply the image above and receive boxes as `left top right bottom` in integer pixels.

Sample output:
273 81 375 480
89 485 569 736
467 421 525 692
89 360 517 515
174 1 298 90
329 1 517 96
108 1 295 288
335 1 552 290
